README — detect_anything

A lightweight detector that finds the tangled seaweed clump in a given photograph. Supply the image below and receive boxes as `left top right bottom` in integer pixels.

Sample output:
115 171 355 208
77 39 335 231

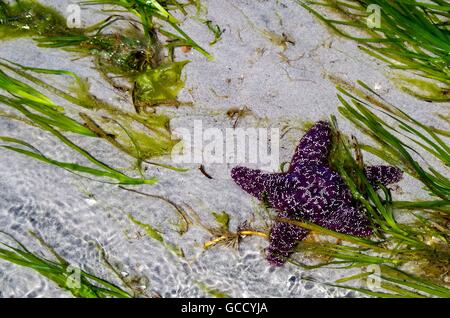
0 0 216 183
1 0 211 106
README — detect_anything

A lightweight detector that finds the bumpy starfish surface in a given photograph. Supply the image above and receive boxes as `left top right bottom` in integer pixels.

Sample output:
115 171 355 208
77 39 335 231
231 121 403 266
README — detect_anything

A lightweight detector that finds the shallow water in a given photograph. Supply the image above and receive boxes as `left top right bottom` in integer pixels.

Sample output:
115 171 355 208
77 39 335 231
0 0 448 298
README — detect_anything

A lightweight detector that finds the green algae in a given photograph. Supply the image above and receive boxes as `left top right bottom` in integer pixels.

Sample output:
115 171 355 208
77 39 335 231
201 19 224 46
0 0 78 40
133 61 189 109
1 59 179 161
128 214 184 257
82 0 212 60
0 60 176 184
0 0 213 60
21 2 192 108
212 211 230 233
63 64 183 162
196 282 231 298
0 0 208 110
0 0 200 120
0 68 58 109
40 33 156 76
0 0 155 78
93 111 176 165
109 119 176 159
392 75 450 103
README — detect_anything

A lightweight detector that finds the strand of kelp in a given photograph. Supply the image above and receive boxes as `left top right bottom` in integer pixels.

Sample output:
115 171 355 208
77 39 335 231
0 59 185 184
296 0 450 102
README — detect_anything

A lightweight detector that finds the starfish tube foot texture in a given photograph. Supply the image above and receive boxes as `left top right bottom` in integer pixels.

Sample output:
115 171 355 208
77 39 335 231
231 121 403 266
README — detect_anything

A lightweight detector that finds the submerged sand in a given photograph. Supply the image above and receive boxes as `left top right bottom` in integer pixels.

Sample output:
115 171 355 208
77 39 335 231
0 0 448 297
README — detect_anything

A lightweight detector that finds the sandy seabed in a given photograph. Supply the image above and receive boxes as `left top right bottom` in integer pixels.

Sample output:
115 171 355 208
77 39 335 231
0 0 448 297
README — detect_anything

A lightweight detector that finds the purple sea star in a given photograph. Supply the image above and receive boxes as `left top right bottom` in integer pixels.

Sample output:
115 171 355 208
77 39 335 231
231 121 403 266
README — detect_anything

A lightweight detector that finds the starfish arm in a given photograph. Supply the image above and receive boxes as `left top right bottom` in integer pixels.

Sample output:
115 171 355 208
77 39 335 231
289 121 332 171
364 165 403 188
325 204 372 237
231 166 285 201
267 211 309 266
